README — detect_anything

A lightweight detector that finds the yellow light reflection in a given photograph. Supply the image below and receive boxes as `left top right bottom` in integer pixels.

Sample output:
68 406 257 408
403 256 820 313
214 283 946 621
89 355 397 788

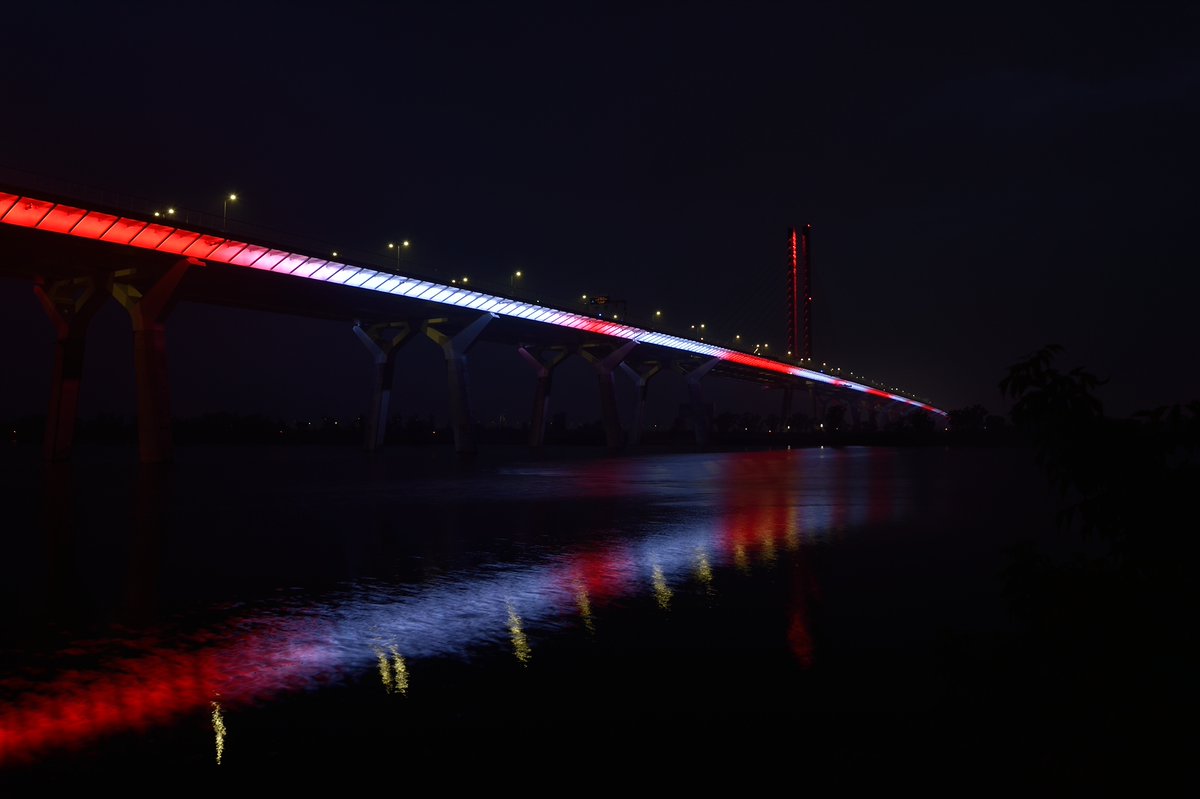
695 549 714 594
377 649 393 693
652 565 672 610
508 604 531 665
376 647 409 695
211 701 226 765
391 648 409 695
734 544 750 573
760 533 777 564
575 583 596 634
785 524 800 551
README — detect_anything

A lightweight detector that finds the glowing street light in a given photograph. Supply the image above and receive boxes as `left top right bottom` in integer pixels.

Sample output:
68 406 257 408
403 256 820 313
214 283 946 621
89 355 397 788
510 270 523 289
387 240 410 270
222 193 237 231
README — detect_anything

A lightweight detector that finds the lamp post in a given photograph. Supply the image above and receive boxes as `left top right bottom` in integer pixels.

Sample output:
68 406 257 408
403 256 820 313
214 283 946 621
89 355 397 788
387 240 410 270
222 193 237 231
510 270 523 290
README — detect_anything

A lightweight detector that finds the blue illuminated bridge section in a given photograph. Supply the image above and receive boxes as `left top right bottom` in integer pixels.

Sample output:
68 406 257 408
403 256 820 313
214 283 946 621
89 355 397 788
0 188 945 415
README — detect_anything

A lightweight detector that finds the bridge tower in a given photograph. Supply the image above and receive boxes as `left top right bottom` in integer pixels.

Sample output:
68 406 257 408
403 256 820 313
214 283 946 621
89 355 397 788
785 225 816 428
801 223 812 361
785 224 813 360
786 227 799 359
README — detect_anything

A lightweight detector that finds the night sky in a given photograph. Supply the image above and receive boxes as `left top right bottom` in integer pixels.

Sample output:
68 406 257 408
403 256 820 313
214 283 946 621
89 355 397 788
2 2 1198 427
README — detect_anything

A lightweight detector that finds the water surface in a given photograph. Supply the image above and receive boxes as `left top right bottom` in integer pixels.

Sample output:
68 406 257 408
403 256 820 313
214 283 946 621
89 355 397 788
0 444 1069 784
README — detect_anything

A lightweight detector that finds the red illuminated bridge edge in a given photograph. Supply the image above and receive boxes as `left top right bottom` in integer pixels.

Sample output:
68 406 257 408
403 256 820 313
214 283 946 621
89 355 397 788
0 191 946 416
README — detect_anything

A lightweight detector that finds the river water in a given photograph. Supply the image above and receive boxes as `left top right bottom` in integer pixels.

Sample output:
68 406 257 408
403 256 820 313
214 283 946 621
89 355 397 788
1 442 1155 787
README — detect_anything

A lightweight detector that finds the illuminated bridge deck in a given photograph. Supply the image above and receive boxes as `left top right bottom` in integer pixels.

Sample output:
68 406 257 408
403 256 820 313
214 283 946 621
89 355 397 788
0 185 945 415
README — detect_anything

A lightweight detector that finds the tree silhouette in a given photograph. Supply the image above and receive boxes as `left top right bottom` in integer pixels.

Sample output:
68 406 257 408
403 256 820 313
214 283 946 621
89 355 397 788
948 404 988 433
997 344 1200 727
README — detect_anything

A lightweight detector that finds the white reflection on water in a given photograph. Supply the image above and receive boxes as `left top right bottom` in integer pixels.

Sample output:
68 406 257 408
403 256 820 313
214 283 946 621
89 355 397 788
0 448 906 767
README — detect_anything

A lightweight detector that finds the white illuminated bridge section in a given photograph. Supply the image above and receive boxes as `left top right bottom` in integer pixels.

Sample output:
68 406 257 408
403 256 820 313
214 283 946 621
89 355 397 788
0 191 945 416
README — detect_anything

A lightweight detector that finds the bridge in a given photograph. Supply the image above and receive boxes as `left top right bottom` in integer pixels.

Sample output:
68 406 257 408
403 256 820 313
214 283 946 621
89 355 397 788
0 180 946 463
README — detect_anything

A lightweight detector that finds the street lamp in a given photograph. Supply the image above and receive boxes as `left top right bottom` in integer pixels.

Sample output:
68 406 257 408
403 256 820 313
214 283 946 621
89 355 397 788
510 270 523 289
222 193 237 231
387 240 410 270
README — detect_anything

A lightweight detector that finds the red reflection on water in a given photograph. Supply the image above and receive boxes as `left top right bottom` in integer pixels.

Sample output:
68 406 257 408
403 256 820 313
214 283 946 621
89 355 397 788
713 455 820 667
1 451 901 767
556 548 638 603
0 621 335 767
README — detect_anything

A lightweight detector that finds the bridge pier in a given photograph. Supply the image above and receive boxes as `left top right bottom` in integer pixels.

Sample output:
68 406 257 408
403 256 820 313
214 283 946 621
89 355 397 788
34 276 110 462
807 383 820 425
781 387 795 431
677 357 720 446
580 340 638 449
425 313 493 458
111 258 199 464
353 321 413 452
618 361 662 446
867 403 883 431
517 345 569 448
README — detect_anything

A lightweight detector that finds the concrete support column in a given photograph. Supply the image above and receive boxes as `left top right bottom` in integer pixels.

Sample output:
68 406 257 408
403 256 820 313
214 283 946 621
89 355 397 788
808 383 819 424
111 258 200 464
580 340 638 449
877 403 895 430
34 276 109 462
424 313 494 457
517 345 569 447
618 361 662 446
849 400 863 430
780 387 795 430
813 391 831 428
677 357 720 446
353 321 413 451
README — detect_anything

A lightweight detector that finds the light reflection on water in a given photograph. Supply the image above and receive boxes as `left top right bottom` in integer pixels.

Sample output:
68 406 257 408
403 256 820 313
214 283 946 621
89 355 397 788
0 446 914 770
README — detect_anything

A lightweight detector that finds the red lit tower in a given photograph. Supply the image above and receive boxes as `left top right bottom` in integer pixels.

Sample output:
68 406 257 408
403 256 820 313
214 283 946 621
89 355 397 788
786 228 799 358
801 224 812 360
786 225 813 360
